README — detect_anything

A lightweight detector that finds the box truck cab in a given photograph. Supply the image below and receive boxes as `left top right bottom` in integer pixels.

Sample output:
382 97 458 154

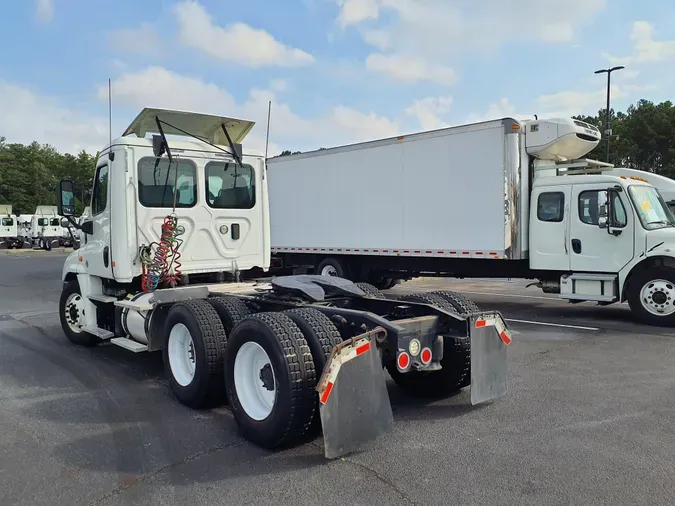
523 119 675 325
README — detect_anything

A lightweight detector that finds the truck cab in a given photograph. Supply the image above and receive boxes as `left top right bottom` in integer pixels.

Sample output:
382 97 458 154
0 205 22 249
60 108 270 294
525 128 675 325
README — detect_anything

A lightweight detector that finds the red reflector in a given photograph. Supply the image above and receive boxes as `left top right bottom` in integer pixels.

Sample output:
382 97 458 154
499 330 512 345
475 320 486 328
320 381 334 404
397 352 410 369
355 342 370 356
420 347 432 364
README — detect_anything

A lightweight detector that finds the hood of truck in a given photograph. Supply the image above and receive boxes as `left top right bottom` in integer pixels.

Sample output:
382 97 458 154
645 227 675 254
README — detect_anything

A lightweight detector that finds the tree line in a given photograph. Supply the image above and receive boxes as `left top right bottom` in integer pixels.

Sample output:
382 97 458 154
1 98 673 215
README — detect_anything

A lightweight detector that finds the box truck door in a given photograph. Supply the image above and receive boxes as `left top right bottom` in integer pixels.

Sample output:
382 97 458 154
569 184 634 273
529 186 571 271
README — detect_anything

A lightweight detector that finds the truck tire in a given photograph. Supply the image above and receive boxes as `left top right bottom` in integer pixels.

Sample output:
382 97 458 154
59 279 99 346
224 312 317 450
627 267 675 327
388 292 470 396
429 290 480 314
316 257 349 279
283 308 343 374
163 300 228 409
355 282 386 299
372 277 398 290
207 296 252 334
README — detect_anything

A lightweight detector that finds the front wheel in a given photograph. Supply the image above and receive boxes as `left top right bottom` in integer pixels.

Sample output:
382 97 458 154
627 267 675 327
59 280 98 346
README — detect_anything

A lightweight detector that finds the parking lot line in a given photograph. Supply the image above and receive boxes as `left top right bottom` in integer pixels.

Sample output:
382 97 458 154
505 318 600 331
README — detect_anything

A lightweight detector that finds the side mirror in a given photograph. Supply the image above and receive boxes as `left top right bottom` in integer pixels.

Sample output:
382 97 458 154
81 220 94 235
57 180 76 217
597 199 608 229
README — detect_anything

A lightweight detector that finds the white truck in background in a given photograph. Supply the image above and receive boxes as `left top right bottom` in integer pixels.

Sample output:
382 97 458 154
602 168 675 214
0 205 24 249
31 205 61 250
17 214 33 243
267 117 675 327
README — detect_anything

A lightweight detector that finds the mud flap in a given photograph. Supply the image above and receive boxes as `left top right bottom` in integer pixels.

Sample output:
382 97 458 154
470 312 511 405
315 328 393 459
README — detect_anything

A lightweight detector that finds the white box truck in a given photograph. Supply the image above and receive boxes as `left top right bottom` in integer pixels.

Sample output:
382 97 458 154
267 117 675 326
0 205 23 249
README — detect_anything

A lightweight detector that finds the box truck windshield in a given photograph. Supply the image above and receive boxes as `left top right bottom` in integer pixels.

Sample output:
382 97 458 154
628 185 675 229
2 217 13 226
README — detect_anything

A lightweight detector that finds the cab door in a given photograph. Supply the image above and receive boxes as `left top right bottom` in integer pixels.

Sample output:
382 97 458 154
529 186 571 271
569 184 635 272
80 163 113 279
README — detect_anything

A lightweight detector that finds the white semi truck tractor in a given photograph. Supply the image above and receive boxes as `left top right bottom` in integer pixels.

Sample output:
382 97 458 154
54 107 512 458
267 117 675 327
0 205 23 249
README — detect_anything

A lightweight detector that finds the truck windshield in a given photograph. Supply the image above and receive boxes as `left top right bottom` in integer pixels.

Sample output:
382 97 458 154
628 185 675 229
38 218 48 226
50 218 60 226
2 218 13 226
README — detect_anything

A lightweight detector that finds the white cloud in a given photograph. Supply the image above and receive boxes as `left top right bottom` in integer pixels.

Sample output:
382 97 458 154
0 81 107 154
535 83 656 117
605 21 675 65
174 1 315 68
100 66 400 155
269 79 289 93
35 0 54 24
107 23 163 57
365 53 456 85
337 0 603 84
405 96 452 130
466 98 531 123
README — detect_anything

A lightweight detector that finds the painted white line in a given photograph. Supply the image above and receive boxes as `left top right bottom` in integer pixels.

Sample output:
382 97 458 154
505 318 599 331
459 290 558 301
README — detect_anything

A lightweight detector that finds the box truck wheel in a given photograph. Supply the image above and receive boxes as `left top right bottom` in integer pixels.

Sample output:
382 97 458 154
59 279 99 346
206 296 252 334
627 267 675 326
316 257 349 278
163 300 228 409
224 312 317 449
388 293 470 396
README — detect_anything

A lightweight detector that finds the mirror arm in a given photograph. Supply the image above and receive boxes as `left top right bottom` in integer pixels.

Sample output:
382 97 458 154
64 215 83 231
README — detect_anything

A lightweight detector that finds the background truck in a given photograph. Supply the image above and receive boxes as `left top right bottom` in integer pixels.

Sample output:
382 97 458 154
54 107 511 459
0 205 24 249
17 214 33 244
267 117 675 326
31 205 61 250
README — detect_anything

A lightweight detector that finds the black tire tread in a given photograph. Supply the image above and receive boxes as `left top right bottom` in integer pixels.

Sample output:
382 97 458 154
283 308 343 368
167 299 227 409
429 290 480 314
235 312 318 448
355 282 386 299
207 295 252 334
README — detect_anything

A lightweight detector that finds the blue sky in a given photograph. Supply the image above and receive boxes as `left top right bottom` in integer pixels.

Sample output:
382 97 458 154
0 0 673 155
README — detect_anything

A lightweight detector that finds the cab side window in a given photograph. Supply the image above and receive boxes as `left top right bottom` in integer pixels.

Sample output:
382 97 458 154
92 165 109 216
578 190 627 227
537 192 565 222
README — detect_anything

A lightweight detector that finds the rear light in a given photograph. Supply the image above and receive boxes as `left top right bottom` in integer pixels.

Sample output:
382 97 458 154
408 338 420 356
420 347 432 365
397 351 410 371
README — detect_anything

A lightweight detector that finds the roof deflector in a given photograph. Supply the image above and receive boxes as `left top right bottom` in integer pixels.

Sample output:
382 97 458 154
122 108 256 145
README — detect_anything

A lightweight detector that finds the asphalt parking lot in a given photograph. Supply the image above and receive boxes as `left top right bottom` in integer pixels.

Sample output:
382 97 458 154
2 251 675 506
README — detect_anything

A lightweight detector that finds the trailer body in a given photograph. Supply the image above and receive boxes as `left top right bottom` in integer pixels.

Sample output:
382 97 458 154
267 118 675 326
54 107 511 458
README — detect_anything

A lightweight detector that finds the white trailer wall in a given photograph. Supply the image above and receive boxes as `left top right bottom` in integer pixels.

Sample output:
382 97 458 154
268 120 517 257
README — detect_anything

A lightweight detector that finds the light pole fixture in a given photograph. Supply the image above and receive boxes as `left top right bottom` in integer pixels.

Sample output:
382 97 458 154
594 65 625 162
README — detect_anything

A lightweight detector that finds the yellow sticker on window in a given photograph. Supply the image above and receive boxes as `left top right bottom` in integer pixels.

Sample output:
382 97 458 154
641 200 652 211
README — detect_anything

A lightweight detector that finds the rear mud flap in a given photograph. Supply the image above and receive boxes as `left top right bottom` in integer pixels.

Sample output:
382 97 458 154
470 312 511 405
316 328 393 459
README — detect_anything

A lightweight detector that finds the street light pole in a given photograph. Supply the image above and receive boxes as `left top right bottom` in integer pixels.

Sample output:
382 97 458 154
594 65 625 162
